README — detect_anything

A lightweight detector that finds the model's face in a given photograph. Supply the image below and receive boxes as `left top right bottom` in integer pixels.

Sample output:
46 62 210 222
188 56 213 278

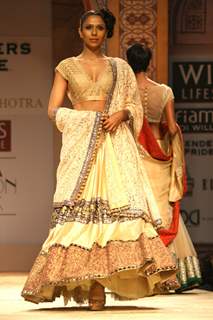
79 15 107 49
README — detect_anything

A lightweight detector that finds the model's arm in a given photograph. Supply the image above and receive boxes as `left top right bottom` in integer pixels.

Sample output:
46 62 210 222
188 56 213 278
164 99 178 136
47 72 68 120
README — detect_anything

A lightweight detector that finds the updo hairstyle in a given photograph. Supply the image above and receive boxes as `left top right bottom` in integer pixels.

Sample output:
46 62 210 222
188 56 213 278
80 8 116 38
126 43 152 73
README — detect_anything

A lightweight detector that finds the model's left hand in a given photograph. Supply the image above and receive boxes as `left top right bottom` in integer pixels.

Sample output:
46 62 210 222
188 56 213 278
103 110 128 133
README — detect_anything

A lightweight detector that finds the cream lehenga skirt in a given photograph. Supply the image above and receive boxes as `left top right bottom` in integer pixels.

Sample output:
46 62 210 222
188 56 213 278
21 109 178 304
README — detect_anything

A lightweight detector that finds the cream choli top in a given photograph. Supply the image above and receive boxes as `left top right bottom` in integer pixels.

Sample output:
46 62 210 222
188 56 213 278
55 57 113 105
139 84 174 123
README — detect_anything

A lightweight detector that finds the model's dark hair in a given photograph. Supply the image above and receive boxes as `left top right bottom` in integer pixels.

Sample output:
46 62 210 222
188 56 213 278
126 43 152 73
80 8 116 38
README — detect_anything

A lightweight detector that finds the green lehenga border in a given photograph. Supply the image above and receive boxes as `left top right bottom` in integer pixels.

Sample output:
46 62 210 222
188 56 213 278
176 255 202 291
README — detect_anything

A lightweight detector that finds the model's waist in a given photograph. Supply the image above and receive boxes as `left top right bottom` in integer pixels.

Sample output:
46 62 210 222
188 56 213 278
73 99 106 112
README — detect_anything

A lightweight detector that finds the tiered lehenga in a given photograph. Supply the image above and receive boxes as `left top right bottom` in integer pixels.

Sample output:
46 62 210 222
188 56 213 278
138 84 202 291
22 58 179 304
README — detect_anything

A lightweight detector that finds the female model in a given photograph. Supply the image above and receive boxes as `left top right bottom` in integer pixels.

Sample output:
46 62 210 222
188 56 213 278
22 10 178 310
127 43 202 291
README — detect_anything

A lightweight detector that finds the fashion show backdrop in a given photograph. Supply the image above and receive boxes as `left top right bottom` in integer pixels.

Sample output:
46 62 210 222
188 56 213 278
169 0 213 248
0 0 54 270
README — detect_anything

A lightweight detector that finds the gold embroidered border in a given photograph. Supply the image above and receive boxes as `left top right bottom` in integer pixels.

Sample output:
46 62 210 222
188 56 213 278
21 233 177 303
157 277 180 292
104 58 117 113
51 197 150 228
69 111 104 201
177 255 202 289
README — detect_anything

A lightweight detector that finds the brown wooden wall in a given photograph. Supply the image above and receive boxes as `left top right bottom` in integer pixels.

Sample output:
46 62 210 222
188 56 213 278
108 0 169 84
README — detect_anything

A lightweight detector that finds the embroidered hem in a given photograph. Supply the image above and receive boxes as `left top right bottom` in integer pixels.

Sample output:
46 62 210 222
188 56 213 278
176 255 202 291
21 233 178 304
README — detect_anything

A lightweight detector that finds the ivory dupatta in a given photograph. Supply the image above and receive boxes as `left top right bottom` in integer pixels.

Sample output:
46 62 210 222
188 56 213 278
53 58 162 227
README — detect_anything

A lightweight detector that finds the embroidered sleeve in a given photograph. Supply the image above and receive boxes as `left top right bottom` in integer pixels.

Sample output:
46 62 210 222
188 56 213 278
55 60 69 81
164 86 174 106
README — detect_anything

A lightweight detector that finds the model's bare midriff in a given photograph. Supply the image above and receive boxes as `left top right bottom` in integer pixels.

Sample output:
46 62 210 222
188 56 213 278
73 100 106 112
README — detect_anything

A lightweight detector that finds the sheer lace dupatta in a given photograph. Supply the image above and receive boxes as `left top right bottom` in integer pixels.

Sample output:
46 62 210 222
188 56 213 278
54 58 162 228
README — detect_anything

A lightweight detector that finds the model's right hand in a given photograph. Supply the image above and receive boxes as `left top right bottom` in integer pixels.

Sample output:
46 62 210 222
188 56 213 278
103 110 128 133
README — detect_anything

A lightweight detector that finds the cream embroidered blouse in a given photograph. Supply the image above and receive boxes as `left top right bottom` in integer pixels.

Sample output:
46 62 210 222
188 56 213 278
139 84 174 123
55 57 113 105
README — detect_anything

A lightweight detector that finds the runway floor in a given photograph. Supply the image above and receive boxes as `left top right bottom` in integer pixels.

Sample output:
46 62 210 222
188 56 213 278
0 273 213 320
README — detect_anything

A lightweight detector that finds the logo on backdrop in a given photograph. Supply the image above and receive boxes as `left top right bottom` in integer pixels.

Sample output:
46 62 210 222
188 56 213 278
184 167 213 194
202 178 213 191
172 61 213 102
181 209 200 227
0 120 11 151
176 108 213 133
0 98 44 110
0 42 31 71
184 139 213 156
